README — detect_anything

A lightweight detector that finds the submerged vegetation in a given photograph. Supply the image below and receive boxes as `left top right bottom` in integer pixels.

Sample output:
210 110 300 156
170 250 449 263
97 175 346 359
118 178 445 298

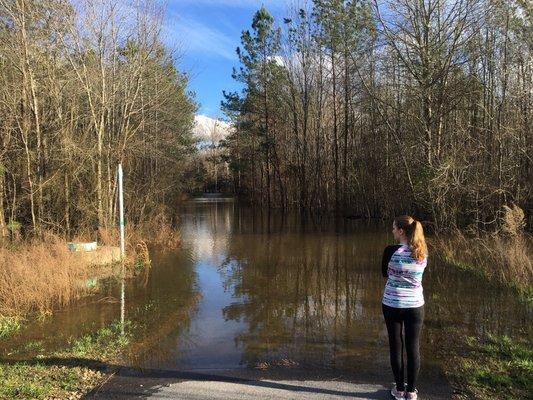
0 220 177 325
435 205 533 301
0 234 105 319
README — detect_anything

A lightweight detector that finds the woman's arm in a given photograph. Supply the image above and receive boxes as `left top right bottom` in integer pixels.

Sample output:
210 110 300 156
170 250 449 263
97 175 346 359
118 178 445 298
382 245 402 277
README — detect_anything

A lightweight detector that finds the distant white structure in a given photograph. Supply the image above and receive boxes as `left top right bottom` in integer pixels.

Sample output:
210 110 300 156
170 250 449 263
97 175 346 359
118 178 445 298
193 115 233 191
193 115 233 149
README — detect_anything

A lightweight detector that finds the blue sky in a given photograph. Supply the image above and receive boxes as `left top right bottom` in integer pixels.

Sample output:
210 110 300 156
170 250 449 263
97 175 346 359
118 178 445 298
164 0 287 119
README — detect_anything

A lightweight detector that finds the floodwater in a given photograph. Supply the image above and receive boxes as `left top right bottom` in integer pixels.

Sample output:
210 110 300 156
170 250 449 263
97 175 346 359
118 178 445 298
2 200 531 389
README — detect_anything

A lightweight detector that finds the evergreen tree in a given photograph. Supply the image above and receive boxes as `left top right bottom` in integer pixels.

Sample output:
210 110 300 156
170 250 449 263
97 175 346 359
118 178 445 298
223 6 286 206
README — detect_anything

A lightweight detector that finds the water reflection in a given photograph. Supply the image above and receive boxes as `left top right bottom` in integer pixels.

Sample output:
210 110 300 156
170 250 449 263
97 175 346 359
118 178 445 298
164 201 531 379
2 200 530 385
218 229 398 374
124 248 201 368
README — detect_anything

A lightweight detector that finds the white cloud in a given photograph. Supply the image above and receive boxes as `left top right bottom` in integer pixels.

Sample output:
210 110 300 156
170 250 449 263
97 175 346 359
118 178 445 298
163 14 238 60
162 0 288 60
168 0 285 10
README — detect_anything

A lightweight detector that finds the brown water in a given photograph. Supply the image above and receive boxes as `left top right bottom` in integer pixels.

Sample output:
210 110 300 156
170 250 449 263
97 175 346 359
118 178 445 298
2 200 531 387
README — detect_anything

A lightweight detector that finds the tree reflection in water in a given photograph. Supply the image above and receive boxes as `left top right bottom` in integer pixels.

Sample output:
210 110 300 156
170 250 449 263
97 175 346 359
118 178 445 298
210 204 531 377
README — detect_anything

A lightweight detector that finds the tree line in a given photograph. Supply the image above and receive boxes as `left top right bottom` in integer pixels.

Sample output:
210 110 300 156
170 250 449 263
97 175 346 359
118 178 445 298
222 0 531 231
0 0 197 238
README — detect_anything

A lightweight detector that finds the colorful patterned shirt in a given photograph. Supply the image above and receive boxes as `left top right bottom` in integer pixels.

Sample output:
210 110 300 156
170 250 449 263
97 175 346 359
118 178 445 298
382 244 427 308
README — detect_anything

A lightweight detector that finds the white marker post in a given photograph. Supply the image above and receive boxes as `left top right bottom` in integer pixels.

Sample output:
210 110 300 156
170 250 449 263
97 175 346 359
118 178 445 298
118 164 125 335
118 163 125 259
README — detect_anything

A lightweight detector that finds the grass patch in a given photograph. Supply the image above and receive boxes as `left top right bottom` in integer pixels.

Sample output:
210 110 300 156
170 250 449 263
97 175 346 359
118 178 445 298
0 321 131 400
0 315 21 338
67 321 131 359
23 340 45 353
449 334 533 399
0 362 89 399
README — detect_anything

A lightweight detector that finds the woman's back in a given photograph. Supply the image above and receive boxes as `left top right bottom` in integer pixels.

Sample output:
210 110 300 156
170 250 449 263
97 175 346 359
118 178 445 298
382 244 427 308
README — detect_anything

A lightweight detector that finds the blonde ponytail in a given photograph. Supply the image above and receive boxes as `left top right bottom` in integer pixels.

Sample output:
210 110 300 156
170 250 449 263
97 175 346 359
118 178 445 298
394 216 428 262
409 220 427 262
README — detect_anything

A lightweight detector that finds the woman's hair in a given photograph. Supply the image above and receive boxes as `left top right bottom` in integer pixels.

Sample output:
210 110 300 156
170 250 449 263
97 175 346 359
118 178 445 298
394 215 428 262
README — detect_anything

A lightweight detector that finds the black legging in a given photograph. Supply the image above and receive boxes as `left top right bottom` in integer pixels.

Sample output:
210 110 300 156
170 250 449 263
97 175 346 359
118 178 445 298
382 304 425 393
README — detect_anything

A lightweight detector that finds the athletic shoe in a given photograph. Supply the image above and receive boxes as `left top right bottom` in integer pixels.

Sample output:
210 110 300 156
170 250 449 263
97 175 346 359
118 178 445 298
405 389 418 399
390 384 405 399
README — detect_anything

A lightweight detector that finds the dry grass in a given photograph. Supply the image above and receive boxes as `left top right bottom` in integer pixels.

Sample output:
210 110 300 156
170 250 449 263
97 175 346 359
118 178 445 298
135 241 151 268
500 205 526 238
132 212 181 250
0 233 95 317
434 205 533 299
99 212 181 258
0 215 180 319
98 213 180 274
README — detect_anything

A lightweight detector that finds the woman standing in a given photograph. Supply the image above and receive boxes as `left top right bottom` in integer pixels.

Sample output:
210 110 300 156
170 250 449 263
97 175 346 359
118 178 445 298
382 216 428 400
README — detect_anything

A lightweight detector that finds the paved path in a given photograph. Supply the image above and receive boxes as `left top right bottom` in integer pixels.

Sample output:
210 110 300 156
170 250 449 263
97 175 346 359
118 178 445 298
135 380 388 399
85 367 452 400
